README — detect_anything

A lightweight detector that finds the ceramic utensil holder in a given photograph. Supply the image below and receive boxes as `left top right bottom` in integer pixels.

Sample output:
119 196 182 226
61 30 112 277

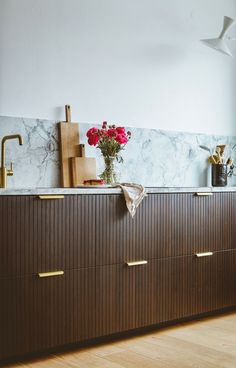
212 164 228 187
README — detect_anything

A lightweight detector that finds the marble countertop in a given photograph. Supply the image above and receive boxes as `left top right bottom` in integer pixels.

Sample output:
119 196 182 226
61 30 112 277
0 186 236 196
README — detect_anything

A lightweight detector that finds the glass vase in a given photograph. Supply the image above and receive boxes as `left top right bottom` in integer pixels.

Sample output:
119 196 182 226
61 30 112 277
100 156 117 184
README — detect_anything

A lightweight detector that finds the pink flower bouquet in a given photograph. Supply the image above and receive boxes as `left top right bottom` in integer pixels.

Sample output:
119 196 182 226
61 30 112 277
86 122 131 184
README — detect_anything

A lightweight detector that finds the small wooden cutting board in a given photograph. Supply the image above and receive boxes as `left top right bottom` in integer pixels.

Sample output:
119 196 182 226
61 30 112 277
71 144 97 186
58 105 80 187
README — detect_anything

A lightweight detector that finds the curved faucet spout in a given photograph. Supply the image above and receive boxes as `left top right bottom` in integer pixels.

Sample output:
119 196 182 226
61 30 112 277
0 134 24 188
2 134 23 146
1 134 23 168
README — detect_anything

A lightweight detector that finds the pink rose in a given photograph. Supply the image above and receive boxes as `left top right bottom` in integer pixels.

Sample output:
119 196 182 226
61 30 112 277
100 129 108 136
107 128 117 138
88 134 99 146
86 127 98 138
86 127 99 146
115 133 128 144
116 127 126 134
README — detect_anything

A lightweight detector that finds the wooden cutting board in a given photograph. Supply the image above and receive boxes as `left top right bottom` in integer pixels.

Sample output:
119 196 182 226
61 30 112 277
71 144 97 186
58 105 80 187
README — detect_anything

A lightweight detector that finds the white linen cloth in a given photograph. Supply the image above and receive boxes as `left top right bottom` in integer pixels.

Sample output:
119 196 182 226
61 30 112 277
113 183 147 217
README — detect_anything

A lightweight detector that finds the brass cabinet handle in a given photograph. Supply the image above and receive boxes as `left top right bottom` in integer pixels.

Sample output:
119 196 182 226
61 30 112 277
126 260 148 267
195 192 213 197
38 271 64 278
195 252 213 258
38 195 65 200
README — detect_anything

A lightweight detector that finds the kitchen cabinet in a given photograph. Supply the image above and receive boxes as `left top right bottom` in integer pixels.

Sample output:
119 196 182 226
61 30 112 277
0 268 96 361
96 249 236 337
95 192 236 265
0 195 96 278
0 191 236 363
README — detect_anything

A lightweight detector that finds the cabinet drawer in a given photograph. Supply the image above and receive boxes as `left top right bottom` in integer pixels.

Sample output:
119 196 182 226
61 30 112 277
95 193 236 266
0 267 96 361
96 250 236 337
96 262 153 336
157 249 236 321
191 249 236 314
0 195 96 277
95 258 194 336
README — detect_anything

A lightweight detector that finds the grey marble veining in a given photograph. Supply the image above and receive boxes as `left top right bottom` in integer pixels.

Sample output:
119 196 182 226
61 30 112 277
1 186 236 196
0 116 59 188
1 115 236 189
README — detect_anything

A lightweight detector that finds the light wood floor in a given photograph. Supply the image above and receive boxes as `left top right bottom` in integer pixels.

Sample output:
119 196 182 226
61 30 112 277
7 312 236 368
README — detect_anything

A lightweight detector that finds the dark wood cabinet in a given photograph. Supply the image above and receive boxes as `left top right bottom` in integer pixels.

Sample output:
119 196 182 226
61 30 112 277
95 192 236 266
96 249 236 337
0 191 236 362
193 249 236 313
96 264 136 336
0 268 96 361
155 249 236 322
95 262 159 336
0 195 96 278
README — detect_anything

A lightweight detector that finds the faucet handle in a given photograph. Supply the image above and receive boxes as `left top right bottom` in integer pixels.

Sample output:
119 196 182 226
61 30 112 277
7 162 14 176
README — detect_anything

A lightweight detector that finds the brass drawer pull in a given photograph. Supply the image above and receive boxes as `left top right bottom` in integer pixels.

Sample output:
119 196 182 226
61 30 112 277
195 192 213 197
38 195 65 200
127 261 148 267
195 252 213 258
38 271 64 278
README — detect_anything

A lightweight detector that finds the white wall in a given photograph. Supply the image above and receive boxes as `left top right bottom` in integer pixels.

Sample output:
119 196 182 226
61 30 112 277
0 0 236 135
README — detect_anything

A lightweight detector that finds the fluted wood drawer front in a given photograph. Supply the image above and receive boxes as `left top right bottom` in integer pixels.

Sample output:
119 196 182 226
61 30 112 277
95 193 236 266
0 195 96 278
191 249 236 315
186 192 236 255
95 262 153 336
95 258 198 336
157 249 236 323
96 257 195 335
95 259 196 336
0 268 96 362
95 250 236 337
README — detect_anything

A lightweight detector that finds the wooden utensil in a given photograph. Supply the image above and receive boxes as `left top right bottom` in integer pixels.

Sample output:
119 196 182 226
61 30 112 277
71 144 97 186
58 105 80 187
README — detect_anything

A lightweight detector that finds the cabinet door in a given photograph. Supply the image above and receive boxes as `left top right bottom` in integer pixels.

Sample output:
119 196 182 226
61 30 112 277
95 259 194 336
96 250 236 338
95 193 236 267
192 249 236 314
153 250 236 323
0 195 96 278
187 192 236 254
95 194 168 266
136 192 236 259
0 268 96 361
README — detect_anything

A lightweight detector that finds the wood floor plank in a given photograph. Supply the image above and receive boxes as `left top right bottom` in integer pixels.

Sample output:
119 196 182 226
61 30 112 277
5 312 236 368
16 355 74 368
84 342 125 357
165 324 236 357
56 351 124 368
148 335 236 368
115 336 219 368
103 350 166 368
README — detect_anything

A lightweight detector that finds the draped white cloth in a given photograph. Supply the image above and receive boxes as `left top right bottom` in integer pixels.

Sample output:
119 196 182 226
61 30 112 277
113 183 147 217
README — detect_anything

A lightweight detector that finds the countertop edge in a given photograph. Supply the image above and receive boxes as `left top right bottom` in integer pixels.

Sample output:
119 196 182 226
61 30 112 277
1 187 236 196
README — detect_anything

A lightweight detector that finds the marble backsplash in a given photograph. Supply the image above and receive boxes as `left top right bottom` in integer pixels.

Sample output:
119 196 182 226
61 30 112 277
0 115 236 188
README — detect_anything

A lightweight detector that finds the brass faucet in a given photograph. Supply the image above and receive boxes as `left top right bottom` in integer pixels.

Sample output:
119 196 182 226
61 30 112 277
0 134 24 188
